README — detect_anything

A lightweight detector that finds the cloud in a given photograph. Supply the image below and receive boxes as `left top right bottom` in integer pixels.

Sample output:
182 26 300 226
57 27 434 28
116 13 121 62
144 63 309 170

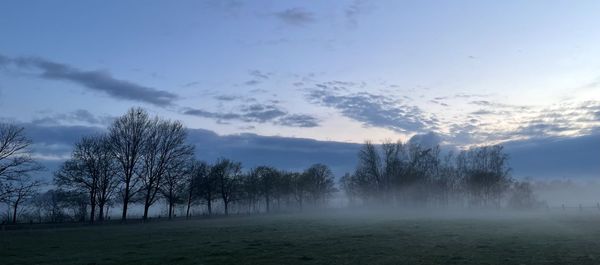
31 109 114 126
307 85 437 133
276 114 319 128
408 132 443 148
273 8 315 26
505 132 600 178
249 70 270 79
242 70 271 86
469 100 530 111
512 122 572 138
1 55 178 106
17 121 600 180
183 103 319 128
181 81 200 88
240 104 287 122
16 123 358 177
187 128 359 175
214 95 242 101
244 80 260 86
345 0 374 28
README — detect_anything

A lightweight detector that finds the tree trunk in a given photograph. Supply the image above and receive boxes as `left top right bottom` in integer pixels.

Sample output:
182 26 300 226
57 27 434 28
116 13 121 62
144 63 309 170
224 201 229 216
186 200 192 219
12 201 19 224
207 198 212 216
89 193 96 224
265 194 270 213
143 189 152 220
122 181 130 221
168 202 173 219
143 204 150 221
98 202 105 222
186 191 193 219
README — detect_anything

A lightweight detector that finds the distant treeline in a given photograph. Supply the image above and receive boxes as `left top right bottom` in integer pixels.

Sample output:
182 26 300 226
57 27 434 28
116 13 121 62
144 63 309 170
340 141 537 209
0 107 538 224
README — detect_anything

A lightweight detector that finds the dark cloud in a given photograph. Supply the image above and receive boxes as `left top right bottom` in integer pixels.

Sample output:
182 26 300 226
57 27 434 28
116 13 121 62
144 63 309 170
512 122 572 138
32 109 114 126
240 104 287 122
181 81 200 88
454 93 490 99
249 70 270 80
1 55 178 106
244 80 260 86
0 54 9 66
276 114 319 128
505 132 600 178
17 122 600 180
470 100 530 111
187 128 359 175
429 100 449 107
242 70 271 86
274 8 315 26
25 124 104 156
183 103 319 128
214 95 242 101
183 108 242 122
470 109 494 115
345 0 373 28
470 109 511 116
408 132 443 149
307 86 437 133
20 123 359 177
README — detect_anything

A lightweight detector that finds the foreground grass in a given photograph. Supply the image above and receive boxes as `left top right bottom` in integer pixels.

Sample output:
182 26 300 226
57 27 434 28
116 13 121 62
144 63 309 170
2 211 600 265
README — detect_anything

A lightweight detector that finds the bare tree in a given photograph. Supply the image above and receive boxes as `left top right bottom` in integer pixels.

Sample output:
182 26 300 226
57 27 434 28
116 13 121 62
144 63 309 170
96 138 119 222
138 118 194 220
108 107 151 221
195 162 217 216
254 166 278 213
55 135 116 223
161 154 194 220
213 159 242 215
185 160 208 218
462 145 512 207
0 123 43 201
2 175 43 224
31 190 66 223
290 172 306 210
302 164 336 207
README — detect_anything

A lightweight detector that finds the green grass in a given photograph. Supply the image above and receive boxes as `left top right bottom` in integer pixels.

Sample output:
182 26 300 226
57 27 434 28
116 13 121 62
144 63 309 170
3 211 600 265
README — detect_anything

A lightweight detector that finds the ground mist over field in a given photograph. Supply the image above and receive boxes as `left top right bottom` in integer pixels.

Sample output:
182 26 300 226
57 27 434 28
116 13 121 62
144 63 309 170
3 209 600 265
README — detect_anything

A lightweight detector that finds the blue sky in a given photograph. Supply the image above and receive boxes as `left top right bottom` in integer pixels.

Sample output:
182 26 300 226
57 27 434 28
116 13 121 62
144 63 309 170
1 0 599 178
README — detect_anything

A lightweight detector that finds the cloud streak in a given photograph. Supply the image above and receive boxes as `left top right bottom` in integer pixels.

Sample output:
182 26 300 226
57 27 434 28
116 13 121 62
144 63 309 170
183 103 319 128
307 84 437 133
1 55 178 106
273 8 315 26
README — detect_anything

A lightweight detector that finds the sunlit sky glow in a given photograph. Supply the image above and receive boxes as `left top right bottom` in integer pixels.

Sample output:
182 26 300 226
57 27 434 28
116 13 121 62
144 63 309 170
1 0 600 147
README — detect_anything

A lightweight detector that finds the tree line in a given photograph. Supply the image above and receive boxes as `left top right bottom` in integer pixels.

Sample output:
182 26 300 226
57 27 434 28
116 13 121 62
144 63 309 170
1 107 538 224
1 108 337 224
340 141 537 209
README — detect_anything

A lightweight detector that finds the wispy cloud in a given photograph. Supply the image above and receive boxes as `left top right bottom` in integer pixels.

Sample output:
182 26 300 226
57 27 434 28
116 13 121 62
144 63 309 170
32 109 114 126
306 84 437 133
273 8 315 26
242 70 271 86
183 103 319 128
277 114 319 128
0 55 178 106
345 0 373 29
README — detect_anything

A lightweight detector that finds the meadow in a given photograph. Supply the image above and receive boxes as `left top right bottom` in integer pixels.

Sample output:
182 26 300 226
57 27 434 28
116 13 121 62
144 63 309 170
2 210 600 265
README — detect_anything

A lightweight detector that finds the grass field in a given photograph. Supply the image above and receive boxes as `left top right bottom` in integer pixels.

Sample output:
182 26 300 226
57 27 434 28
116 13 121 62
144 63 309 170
2 210 600 265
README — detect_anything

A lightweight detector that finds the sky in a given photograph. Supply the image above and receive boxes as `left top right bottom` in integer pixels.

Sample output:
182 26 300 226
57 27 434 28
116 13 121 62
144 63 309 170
0 0 599 178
